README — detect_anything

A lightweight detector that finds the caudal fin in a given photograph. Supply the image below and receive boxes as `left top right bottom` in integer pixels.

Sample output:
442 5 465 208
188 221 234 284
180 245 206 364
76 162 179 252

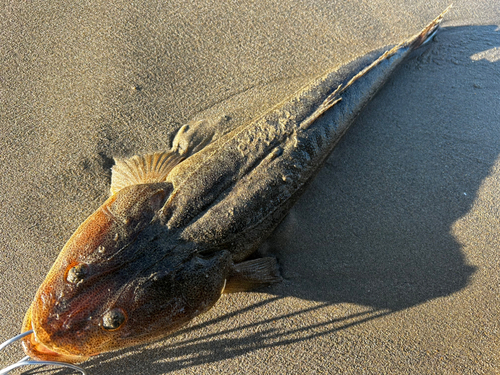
410 4 452 50
316 5 452 109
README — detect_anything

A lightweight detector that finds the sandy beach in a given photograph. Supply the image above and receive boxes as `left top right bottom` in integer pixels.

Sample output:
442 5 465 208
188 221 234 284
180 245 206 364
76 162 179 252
1 0 499 373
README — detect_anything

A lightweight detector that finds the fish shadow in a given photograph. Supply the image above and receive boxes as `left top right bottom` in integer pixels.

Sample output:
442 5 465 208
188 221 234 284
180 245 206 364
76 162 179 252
34 24 499 374
267 23 499 310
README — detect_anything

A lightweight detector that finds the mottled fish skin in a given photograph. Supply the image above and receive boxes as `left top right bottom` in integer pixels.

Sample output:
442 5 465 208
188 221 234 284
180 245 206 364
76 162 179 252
21 9 449 364
163 9 447 261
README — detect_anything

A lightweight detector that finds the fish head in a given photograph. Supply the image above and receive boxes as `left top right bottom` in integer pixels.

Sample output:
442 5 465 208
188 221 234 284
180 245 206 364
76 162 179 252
21 182 231 363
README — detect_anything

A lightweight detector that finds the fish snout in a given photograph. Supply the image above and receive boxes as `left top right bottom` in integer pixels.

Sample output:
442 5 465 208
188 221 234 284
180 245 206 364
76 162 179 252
21 329 90 364
21 306 91 363
23 282 109 362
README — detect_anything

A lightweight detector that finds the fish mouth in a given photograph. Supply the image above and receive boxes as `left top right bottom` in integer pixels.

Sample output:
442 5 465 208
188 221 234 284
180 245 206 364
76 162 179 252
21 309 90 364
21 327 89 364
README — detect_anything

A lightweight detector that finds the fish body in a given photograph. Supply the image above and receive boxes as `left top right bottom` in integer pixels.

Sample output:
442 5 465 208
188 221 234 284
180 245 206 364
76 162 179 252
20 9 449 364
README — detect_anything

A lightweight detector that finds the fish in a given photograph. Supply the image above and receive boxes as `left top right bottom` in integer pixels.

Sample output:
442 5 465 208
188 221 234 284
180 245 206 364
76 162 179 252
12 7 450 369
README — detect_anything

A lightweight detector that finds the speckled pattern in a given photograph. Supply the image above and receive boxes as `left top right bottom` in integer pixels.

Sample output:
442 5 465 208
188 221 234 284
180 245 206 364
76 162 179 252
1 1 499 374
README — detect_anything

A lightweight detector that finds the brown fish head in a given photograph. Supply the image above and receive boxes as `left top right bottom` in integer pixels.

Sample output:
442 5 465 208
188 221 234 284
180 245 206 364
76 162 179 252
21 182 231 363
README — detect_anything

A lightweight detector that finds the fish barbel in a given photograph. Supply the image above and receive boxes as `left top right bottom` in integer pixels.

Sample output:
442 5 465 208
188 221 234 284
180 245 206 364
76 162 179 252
11 7 450 369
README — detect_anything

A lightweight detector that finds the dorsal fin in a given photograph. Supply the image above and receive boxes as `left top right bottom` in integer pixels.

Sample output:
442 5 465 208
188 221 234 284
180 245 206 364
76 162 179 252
172 121 213 156
171 115 233 156
110 152 184 195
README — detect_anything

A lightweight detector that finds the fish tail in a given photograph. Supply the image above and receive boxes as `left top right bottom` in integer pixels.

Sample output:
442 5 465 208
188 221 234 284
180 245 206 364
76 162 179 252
332 5 451 98
408 4 452 50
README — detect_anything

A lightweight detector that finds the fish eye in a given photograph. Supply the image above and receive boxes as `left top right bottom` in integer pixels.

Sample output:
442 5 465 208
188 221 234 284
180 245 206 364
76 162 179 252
65 263 89 284
101 308 127 331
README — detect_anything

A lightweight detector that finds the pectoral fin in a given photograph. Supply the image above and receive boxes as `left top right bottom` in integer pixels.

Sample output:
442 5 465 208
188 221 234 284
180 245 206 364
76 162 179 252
224 257 282 293
110 152 184 195
110 116 231 195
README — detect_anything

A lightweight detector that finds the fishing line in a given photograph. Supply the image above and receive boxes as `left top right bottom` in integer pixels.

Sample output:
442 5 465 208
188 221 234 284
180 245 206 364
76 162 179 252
0 330 87 375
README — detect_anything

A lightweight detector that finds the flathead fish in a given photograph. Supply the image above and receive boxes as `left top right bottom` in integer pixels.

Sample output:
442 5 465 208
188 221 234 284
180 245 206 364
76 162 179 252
16 8 449 367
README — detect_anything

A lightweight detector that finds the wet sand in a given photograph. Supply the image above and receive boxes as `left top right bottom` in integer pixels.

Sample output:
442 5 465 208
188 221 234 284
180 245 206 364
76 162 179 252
1 1 499 373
